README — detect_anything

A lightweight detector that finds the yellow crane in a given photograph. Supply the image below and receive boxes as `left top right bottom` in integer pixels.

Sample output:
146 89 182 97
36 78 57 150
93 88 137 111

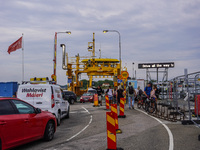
60 33 121 96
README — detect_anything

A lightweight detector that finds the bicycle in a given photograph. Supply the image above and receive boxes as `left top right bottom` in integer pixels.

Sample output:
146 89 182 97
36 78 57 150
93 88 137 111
137 94 147 110
146 98 157 113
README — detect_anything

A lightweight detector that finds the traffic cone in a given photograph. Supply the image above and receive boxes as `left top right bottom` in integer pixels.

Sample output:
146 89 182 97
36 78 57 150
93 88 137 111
106 112 123 150
118 98 126 118
111 104 122 134
93 94 100 107
105 95 110 110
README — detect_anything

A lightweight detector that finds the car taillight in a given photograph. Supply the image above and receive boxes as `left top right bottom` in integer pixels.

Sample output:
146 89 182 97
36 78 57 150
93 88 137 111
51 94 55 108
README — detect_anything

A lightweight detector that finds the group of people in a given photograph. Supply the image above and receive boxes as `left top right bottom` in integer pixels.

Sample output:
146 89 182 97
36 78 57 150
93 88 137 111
106 85 124 105
95 82 160 109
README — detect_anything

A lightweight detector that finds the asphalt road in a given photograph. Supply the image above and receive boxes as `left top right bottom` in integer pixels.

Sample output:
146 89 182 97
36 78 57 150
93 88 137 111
15 101 200 150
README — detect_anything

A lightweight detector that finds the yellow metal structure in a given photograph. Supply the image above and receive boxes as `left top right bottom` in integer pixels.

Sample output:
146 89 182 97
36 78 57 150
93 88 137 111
64 33 121 96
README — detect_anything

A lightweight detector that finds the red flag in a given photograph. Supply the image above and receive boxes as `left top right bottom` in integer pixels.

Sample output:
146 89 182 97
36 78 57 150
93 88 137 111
7 36 22 54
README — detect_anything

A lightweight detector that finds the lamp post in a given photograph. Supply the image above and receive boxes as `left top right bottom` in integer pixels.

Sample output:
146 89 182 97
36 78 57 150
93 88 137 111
103 30 121 74
132 62 134 79
53 31 71 83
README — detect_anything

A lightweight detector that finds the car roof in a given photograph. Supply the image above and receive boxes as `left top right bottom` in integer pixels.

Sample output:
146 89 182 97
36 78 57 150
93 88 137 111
88 88 96 91
0 97 36 108
0 97 19 101
63 90 74 93
18 83 60 87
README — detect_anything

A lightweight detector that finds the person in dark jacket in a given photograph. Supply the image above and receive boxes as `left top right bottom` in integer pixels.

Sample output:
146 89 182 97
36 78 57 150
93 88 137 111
96 86 103 106
116 85 124 105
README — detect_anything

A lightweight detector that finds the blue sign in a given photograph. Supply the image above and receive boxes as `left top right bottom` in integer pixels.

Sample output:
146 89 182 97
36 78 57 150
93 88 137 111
127 80 137 89
117 79 123 83
68 78 72 83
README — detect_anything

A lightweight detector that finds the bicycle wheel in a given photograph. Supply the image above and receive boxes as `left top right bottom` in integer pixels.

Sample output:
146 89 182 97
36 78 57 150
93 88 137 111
137 100 142 109
144 101 149 112
142 102 146 110
148 101 156 113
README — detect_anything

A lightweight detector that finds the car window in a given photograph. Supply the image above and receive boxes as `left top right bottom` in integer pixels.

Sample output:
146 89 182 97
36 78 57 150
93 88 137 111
12 100 35 114
88 90 97 94
0 100 16 115
64 92 70 95
83 93 92 96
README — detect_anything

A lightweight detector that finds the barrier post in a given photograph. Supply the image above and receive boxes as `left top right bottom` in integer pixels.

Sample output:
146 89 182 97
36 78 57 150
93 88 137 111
118 98 126 118
106 112 123 150
111 104 122 134
93 94 99 107
105 95 110 110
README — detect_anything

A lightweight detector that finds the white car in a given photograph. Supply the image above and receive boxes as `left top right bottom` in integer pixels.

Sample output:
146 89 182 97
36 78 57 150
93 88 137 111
17 83 70 126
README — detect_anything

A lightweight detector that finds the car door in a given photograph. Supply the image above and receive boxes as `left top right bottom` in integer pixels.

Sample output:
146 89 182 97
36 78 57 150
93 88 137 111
11 100 44 142
64 91 70 101
57 88 67 116
0 100 24 149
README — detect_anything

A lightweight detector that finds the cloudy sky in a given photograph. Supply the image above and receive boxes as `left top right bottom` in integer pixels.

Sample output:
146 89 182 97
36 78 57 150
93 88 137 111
0 0 200 85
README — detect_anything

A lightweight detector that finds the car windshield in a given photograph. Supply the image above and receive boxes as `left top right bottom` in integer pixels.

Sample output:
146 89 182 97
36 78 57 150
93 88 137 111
83 93 92 96
64 91 70 95
88 90 97 94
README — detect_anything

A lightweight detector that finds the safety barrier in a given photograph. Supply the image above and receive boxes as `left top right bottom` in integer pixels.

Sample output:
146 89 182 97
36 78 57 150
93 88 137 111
153 102 185 122
105 95 110 110
111 104 122 134
93 94 99 107
118 98 126 118
106 112 123 150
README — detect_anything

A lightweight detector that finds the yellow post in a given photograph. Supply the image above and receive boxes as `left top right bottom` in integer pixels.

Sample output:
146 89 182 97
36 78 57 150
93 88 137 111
89 76 93 87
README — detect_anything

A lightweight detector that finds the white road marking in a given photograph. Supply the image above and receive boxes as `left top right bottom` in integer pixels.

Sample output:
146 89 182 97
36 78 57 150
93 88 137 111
136 108 174 150
70 111 88 113
66 107 92 142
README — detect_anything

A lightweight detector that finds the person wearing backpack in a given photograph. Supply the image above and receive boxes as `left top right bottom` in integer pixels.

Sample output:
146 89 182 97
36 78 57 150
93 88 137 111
116 85 124 105
126 82 136 109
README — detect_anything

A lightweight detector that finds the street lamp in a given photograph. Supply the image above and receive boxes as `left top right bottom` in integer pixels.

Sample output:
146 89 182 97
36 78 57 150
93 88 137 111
103 30 121 74
132 62 134 79
53 31 71 83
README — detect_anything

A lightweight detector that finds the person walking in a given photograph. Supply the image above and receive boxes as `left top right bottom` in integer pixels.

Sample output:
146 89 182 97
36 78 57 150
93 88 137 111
96 85 103 106
106 86 113 104
126 82 136 109
135 86 143 102
113 87 117 104
116 85 124 105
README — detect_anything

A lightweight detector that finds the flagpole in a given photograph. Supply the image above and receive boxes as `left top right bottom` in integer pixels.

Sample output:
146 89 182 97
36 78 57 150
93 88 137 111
22 33 24 82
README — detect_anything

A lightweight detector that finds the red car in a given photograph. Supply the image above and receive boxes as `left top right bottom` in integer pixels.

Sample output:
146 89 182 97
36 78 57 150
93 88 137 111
80 93 94 103
0 97 57 150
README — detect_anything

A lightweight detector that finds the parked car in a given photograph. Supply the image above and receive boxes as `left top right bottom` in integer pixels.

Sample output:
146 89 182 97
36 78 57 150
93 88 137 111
0 97 57 150
17 82 70 126
63 90 77 104
80 93 94 103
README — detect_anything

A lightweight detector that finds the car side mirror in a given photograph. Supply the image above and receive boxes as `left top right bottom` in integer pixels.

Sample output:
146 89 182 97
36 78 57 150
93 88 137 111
35 108 41 114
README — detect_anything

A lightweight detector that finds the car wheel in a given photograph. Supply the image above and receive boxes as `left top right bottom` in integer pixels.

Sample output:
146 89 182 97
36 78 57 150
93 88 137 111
57 112 61 126
44 121 55 141
65 106 70 119
70 99 75 104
